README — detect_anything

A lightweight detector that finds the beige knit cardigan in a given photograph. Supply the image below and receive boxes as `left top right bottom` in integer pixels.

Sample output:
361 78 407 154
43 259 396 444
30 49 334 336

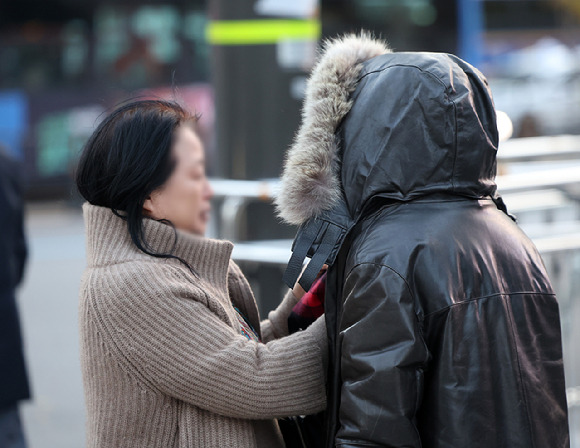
79 204 327 447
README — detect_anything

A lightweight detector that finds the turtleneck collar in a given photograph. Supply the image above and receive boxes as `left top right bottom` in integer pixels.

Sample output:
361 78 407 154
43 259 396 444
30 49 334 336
82 203 233 288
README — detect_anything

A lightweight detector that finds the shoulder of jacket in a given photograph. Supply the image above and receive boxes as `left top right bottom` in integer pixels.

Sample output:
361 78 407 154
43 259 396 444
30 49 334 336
346 218 392 264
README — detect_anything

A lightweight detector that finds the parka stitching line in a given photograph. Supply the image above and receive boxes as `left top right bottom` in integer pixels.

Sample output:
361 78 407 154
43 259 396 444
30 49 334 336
335 441 381 447
423 291 556 318
450 98 458 193
344 261 417 319
503 295 536 448
356 63 450 90
369 197 495 220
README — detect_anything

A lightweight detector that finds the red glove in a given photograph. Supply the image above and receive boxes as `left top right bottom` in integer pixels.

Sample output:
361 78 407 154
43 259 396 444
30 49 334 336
288 272 326 333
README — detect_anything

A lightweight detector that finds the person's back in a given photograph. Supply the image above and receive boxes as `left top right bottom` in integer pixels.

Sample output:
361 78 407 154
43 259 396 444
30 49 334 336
343 195 566 447
0 147 29 447
276 34 570 447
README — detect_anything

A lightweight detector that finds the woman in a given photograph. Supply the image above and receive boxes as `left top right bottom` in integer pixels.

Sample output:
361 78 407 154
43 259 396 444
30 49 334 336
76 100 327 447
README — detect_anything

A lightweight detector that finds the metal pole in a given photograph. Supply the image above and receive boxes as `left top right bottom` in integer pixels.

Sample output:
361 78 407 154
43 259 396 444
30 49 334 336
456 0 484 67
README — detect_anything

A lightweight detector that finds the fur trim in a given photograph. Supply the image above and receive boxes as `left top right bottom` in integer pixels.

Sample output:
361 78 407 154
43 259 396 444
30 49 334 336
276 32 391 225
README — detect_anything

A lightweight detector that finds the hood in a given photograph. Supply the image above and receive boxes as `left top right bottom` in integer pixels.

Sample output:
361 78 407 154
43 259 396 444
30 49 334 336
276 33 507 290
276 32 391 226
340 52 499 218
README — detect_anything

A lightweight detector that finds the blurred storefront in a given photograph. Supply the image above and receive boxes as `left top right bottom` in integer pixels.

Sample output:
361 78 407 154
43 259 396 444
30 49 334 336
0 0 211 198
482 0 580 137
1 0 579 199
323 0 580 137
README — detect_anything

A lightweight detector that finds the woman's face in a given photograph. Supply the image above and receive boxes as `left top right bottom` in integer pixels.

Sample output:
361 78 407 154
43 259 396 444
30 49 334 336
144 125 213 235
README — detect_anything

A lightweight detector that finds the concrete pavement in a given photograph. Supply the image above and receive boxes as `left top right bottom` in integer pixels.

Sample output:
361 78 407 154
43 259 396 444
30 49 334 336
18 201 86 448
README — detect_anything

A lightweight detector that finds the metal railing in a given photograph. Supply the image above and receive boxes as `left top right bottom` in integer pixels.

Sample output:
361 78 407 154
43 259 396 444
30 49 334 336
496 135 580 163
208 135 580 241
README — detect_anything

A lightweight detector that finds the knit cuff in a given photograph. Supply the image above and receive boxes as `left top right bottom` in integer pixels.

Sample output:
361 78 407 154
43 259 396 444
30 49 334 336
306 315 328 378
260 289 300 342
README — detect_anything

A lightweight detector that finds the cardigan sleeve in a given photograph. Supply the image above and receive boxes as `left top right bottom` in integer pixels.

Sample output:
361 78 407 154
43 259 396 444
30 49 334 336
226 259 300 343
88 263 327 420
260 289 300 342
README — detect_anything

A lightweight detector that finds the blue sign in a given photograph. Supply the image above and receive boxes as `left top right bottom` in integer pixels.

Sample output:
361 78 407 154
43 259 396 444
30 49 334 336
0 91 28 160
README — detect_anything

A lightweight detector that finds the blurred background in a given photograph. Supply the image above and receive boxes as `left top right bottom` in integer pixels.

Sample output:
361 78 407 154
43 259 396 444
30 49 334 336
1 0 580 446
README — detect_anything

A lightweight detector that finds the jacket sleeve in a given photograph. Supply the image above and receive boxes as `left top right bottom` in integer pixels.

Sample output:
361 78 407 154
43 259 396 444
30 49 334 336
88 265 327 420
14 181 27 287
0 155 27 288
336 263 430 447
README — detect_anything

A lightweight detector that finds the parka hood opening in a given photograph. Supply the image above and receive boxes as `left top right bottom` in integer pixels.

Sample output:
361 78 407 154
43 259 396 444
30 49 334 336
275 32 391 226
276 33 505 290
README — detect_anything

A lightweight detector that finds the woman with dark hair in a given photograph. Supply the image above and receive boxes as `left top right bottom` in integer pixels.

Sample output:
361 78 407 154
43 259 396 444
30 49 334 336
76 100 326 447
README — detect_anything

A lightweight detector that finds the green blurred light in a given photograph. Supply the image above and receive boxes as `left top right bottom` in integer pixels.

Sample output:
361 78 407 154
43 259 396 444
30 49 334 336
410 3 437 27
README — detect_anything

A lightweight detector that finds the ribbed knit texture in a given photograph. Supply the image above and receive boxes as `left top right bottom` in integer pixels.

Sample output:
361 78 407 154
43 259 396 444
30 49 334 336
79 204 327 448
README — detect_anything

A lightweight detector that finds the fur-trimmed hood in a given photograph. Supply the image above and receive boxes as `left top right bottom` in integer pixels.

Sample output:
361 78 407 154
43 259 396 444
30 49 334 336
276 33 504 290
276 33 391 226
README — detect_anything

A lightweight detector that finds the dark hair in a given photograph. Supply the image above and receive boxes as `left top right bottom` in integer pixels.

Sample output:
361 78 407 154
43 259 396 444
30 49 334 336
75 99 197 271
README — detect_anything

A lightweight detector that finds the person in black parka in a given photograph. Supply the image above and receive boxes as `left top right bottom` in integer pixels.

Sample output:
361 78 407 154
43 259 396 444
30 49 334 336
0 146 30 447
276 33 570 448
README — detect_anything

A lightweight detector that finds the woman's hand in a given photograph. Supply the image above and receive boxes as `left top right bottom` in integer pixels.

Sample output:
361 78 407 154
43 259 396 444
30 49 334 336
292 264 328 299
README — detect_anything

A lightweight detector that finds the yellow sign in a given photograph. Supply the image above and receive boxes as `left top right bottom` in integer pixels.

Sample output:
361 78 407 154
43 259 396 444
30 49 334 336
206 19 321 45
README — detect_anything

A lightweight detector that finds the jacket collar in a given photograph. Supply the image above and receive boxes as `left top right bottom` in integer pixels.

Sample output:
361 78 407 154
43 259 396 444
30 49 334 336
83 203 233 289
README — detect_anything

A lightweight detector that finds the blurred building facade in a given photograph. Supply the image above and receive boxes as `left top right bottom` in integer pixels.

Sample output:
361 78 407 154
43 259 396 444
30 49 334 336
1 0 579 202
0 0 211 199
